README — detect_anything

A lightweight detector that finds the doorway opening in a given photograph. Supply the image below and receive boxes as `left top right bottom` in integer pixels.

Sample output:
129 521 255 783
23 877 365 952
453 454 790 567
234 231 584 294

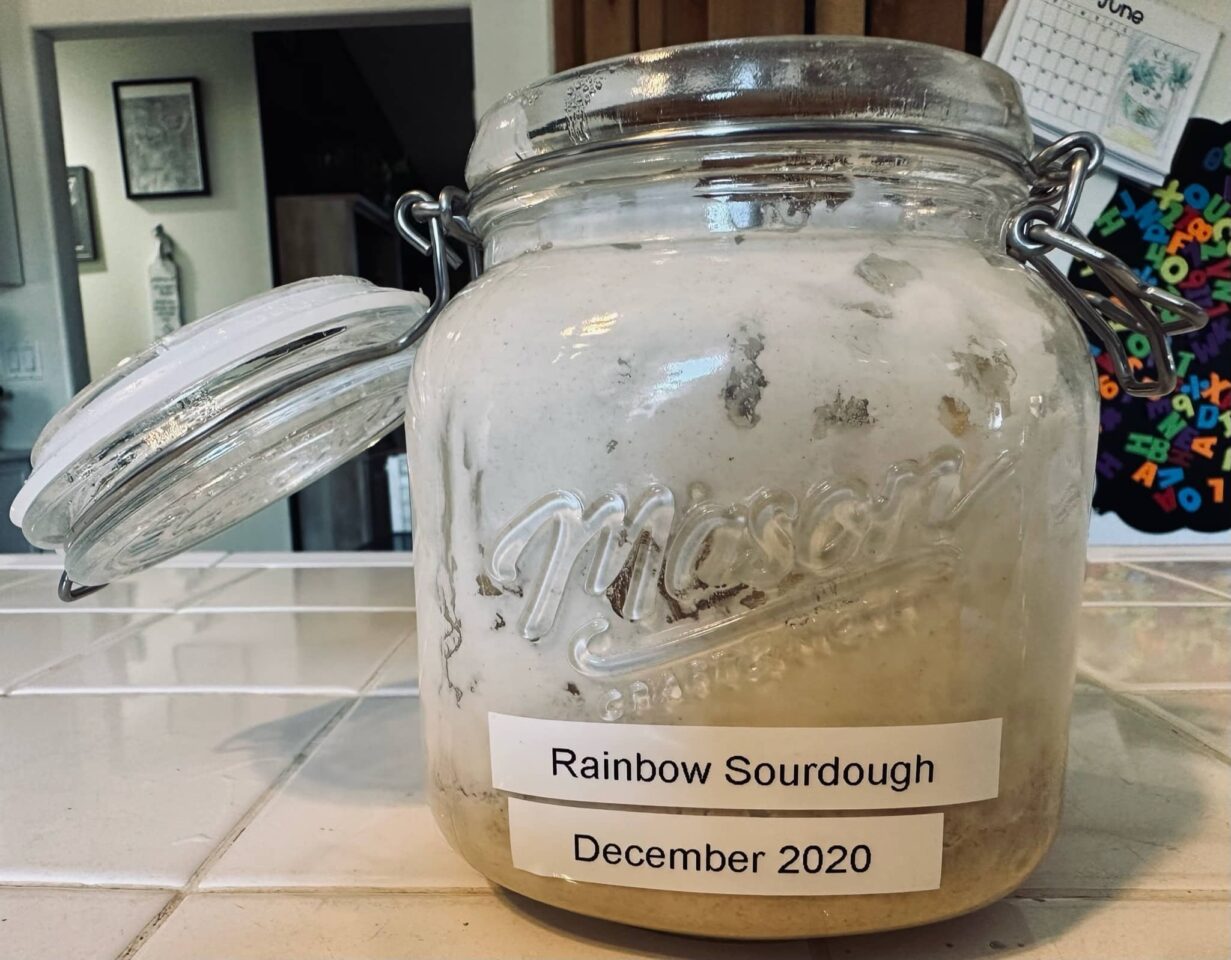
50 16 474 553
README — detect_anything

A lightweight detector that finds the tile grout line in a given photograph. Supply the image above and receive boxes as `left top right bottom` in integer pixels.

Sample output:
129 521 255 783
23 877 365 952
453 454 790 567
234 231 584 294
0 607 175 615
0 566 263 620
1077 664 1231 765
0 611 169 696
1116 691 1231 765
165 567 265 613
173 605 416 614
183 632 409 881
9 687 419 698
1087 546 1231 563
0 880 180 893
6 598 417 697
367 685 421 697
2 568 270 694
357 627 418 702
0 571 48 596
212 552 414 569
1 566 276 694
1119 562 1231 602
112 698 361 960
112 636 410 960
134 885 500 898
5 879 1225 901
213 562 416 569
1081 600 1231 607
1010 888 1231 903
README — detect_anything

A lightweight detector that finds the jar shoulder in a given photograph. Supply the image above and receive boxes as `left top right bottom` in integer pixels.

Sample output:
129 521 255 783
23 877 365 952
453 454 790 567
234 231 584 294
414 235 1093 395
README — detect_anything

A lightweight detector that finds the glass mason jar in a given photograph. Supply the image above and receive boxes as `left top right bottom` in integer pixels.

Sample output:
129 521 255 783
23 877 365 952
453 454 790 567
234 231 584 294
11 36 1204 942
403 37 1201 938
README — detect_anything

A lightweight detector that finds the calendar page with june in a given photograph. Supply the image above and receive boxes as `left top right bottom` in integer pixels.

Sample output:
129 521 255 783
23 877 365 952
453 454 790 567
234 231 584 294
989 0 1222 184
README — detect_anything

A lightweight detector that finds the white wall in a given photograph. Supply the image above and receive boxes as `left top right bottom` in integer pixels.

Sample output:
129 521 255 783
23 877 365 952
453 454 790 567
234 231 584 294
29 0 553 120
470 0 553 113
53 30 292 553
27 0 459 28
56 33 273 377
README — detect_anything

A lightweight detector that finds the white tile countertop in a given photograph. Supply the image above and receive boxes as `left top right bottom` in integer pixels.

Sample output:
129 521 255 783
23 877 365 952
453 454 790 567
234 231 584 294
0 549 1228 959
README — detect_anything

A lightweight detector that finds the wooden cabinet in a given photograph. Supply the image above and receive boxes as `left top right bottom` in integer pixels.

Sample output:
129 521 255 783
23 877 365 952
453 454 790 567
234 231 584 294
274 193 405 289
553 0 1009 69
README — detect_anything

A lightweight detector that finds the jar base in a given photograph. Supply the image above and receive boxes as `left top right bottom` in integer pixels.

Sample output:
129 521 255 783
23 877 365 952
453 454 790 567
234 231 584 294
484 866 1040 941
437 779 1063 940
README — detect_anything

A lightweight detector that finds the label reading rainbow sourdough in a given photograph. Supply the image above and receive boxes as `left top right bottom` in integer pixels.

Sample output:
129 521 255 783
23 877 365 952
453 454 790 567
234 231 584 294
491 714 1001 896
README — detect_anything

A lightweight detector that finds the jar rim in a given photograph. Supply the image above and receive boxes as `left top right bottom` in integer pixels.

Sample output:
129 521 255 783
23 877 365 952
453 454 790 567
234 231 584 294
466 36 1034 190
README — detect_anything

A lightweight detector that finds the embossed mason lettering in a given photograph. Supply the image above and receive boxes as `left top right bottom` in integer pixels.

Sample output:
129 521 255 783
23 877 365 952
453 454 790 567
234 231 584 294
486 448 1015 642
488 484 675 639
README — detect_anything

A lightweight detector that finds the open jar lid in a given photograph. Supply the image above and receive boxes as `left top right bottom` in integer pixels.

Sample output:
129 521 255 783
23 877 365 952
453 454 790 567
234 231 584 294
11 277 427 588
467 36 1035 189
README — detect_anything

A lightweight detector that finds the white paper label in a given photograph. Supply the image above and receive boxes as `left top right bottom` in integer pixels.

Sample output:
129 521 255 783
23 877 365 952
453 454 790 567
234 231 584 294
490 714 1000 811
508 798 943 896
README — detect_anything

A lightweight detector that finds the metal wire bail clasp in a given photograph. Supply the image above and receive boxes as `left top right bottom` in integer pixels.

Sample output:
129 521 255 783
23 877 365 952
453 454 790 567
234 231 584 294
1005 132 1208 398
394 187 484 329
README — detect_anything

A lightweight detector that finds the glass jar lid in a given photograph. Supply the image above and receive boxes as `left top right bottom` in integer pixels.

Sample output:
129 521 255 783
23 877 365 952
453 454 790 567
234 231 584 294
466 36 1034 189
11 277 427 587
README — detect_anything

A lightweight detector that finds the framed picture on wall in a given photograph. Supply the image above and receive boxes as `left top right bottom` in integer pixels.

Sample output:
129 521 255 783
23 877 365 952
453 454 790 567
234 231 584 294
66 166 96 261
113 78 210 199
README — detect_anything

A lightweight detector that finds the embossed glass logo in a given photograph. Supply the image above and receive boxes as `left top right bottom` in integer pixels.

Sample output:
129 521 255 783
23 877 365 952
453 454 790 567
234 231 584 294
484 447 1014 708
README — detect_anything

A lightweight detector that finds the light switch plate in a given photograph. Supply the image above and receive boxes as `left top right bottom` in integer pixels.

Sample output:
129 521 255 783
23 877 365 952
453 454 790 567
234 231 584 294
2 341 44 381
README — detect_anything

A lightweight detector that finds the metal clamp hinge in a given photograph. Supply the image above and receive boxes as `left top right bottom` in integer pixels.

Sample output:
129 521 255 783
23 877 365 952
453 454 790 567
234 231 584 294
1005 132 1208 398
394 186 484 327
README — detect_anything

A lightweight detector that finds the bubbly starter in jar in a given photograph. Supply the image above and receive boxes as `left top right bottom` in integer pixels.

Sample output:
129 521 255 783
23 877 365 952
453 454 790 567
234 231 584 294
409 231 1097 937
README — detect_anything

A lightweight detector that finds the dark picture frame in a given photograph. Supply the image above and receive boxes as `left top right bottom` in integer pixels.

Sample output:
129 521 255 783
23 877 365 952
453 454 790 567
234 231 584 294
66 165 97 261
113 77 210 199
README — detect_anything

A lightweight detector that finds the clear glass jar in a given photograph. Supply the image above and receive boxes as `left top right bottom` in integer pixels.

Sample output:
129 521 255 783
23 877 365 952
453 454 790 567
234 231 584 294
407 38 1098 938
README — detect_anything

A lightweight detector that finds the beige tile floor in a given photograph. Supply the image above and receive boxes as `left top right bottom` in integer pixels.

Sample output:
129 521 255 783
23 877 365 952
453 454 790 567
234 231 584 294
0 550 1227 960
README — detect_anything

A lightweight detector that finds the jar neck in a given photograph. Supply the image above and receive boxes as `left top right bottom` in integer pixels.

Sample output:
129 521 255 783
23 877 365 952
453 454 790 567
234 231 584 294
469 139 1032 266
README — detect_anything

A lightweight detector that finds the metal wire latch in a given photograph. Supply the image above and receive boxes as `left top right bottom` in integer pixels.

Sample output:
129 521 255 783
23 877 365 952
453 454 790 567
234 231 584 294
394 187 484 326
1005 131 1208 398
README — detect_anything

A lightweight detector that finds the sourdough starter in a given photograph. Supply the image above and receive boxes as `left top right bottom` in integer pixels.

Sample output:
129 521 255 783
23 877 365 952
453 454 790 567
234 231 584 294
406 231 1097 937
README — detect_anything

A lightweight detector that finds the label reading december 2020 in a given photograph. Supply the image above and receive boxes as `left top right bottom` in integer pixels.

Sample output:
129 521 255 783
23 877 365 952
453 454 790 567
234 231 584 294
489 713 1001 810
508 798 944 896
